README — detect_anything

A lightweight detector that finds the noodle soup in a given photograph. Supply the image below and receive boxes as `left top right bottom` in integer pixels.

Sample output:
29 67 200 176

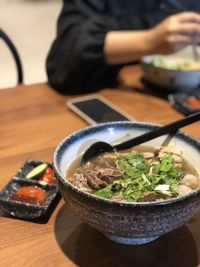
66 145 200 202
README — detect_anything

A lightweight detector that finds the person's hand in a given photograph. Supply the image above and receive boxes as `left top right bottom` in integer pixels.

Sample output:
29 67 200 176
147 12 200 55
103 12 200 64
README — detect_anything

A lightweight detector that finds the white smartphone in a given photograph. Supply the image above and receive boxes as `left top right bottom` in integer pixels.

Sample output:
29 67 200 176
67 94 134 124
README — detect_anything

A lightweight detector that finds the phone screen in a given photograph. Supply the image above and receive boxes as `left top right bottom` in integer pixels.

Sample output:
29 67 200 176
68 97 131 123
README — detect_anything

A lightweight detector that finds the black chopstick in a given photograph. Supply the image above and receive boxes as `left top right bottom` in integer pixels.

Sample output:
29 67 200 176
115 112 200 150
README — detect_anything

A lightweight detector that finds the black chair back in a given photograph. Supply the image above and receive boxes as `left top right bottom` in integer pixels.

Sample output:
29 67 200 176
0 28 23 84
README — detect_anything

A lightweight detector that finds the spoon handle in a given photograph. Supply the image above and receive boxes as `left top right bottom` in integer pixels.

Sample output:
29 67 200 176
192 43 199 62
115 112 200 151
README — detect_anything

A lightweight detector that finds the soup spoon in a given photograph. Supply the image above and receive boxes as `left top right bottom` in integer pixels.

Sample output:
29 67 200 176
192 43 199 62
81 112 200 165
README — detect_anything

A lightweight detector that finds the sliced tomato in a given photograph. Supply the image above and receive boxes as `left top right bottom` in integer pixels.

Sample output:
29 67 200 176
45 167 54 175
40 173 57 184
185 97 200 109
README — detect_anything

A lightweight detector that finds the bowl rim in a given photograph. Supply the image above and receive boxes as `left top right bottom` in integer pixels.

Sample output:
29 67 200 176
141 58 200 73
53 121 200 207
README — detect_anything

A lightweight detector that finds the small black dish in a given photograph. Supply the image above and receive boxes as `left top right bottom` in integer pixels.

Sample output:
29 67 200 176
168 88 200 116
0 160 60 219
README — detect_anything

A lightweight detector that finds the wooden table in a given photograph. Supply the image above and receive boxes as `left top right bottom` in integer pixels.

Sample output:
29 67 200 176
1 66 200 267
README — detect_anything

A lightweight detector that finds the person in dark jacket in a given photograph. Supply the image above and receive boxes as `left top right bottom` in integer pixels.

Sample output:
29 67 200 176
46 0 200 94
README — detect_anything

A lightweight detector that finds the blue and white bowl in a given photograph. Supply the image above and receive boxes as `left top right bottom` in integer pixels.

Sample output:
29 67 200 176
141 46 200 91
53 121 200 245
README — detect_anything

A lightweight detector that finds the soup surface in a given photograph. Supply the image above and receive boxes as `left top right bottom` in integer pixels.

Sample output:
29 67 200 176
66 145 200 202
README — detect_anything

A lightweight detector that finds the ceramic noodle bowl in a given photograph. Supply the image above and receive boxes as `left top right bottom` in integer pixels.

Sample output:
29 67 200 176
53 122 200 245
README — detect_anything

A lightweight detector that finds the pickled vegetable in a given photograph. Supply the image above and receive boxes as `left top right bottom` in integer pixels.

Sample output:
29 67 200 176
26 163 48 179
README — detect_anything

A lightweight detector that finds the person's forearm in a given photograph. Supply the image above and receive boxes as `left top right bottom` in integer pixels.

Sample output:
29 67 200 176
104 12 200 65
103 30 155 64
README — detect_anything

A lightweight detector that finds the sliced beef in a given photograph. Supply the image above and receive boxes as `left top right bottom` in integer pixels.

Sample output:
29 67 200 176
139 192 157 202
69 164 122 190
97 168 122 182
82 170 107 190
68 172 89 189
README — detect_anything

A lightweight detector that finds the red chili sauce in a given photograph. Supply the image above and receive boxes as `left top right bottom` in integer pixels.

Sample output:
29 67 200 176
10 185 46 205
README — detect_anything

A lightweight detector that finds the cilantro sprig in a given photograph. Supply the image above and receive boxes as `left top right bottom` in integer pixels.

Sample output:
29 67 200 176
94 152 182 202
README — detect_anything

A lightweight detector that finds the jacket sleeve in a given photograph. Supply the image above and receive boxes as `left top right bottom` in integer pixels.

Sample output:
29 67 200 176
46 0 171 94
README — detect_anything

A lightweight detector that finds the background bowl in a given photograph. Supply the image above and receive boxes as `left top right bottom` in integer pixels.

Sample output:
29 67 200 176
53 121 200 245
141 46 200 92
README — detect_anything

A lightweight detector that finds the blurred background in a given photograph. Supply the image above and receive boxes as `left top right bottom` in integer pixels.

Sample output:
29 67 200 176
0 0 62 88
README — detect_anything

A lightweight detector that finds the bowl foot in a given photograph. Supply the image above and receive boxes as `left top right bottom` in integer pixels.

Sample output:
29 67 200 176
103 234 159 245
